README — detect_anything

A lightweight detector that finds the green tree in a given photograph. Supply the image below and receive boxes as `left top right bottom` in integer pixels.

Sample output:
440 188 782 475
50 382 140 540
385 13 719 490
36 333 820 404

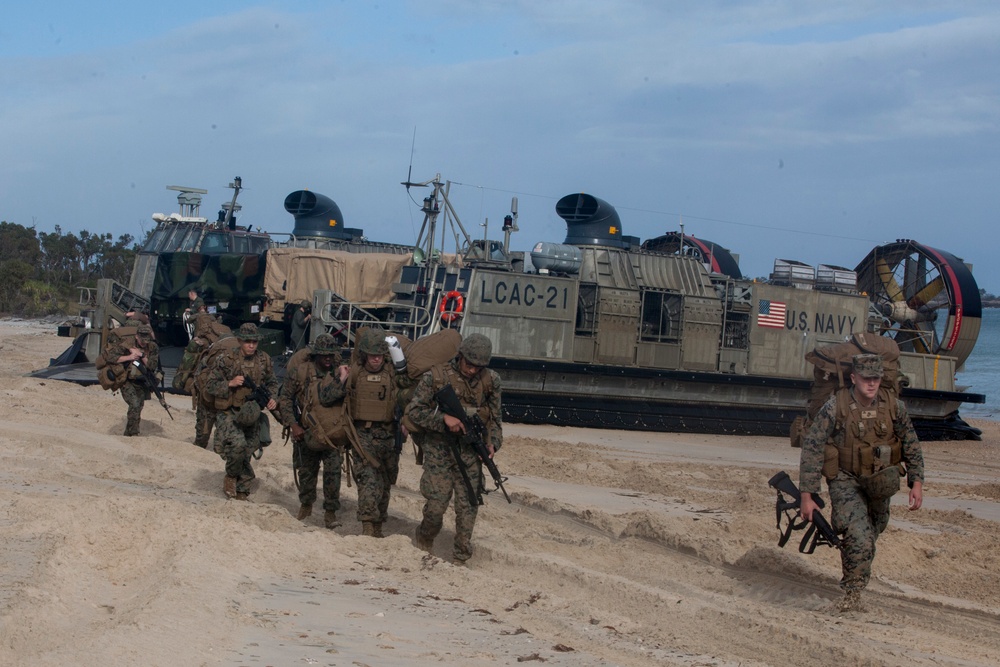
0 221 42 267
0 259 35 312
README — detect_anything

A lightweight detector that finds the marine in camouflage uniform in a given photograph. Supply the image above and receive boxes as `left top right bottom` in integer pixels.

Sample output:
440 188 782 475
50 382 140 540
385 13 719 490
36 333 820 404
190 336 238 449
799 354 924 612
290 299 312 352
99 323 160 436
184 292 206 341
407 333 502 564
204 323 280 499
279 333 349 529
345 329 417 538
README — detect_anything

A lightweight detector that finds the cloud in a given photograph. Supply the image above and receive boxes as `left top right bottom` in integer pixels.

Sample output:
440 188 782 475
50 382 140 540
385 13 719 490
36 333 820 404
1 1 998 290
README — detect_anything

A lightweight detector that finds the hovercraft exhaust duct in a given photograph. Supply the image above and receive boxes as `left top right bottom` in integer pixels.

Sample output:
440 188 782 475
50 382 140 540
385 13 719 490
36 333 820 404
284 190 364 241
556 193 625 249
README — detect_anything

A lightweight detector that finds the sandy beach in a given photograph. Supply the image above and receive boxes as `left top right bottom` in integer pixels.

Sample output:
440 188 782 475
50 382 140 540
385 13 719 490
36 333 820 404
1 319 998 667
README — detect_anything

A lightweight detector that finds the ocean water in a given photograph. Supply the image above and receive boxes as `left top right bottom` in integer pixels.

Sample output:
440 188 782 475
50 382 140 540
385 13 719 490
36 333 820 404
955 307 999 421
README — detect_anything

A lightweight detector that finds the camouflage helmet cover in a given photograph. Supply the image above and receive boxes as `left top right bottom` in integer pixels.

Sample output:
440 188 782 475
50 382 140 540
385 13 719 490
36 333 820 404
236 322 263 341
459 333 492 366
311 333 340 356
357 328 389 355
136 324 153 339
235 399 262 426
852 353 883 379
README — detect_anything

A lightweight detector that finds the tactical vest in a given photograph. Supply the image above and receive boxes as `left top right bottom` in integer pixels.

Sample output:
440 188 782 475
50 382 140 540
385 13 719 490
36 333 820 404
401 361 496 435
296 363 348 450
348 362 396 423
435 363 494 426
792 333 904 450
212 348 264 412
825 387 902 479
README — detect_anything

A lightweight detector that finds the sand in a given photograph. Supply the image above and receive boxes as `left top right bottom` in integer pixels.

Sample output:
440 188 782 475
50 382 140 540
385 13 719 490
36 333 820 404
1 318 998 667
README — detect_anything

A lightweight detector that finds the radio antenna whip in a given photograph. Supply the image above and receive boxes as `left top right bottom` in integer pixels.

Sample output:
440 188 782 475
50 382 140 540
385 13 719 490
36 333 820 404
403 127 417 191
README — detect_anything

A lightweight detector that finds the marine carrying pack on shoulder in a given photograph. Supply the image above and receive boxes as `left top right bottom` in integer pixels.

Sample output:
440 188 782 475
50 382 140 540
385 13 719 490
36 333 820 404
96 326 139 392
192 336 240 391
791 333 902 448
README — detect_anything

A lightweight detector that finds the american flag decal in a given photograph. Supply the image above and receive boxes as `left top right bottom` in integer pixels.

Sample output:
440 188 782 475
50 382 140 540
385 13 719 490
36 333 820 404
757 299 786 329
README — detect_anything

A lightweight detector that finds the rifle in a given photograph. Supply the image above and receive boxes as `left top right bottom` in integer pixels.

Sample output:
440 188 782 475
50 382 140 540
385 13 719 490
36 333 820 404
134 359 174 420
242 376 281 420
433 384 512 505
767 471 841 554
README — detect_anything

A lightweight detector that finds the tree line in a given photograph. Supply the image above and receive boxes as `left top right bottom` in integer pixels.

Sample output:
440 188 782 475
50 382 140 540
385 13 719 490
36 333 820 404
0 221 138 316
1 217 998 316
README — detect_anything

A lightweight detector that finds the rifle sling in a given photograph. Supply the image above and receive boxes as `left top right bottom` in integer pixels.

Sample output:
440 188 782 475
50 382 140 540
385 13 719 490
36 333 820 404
344 400 381 470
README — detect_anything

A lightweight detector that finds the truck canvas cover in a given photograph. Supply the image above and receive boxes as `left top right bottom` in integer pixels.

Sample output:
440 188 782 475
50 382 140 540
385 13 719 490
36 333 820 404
261 247 413 319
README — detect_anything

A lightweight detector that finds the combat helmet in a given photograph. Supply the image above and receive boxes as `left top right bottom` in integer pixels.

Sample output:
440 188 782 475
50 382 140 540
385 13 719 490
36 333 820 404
357 328 389 356
459 333 492 366
136 324 153 339
311 333 340 356
235 322 262 341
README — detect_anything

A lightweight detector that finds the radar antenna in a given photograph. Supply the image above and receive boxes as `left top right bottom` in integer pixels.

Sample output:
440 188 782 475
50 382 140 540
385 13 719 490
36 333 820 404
166 185 208 218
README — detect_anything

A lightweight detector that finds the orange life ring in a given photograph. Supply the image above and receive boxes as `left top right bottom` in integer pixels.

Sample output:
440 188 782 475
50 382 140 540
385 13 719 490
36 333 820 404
439 291 464 323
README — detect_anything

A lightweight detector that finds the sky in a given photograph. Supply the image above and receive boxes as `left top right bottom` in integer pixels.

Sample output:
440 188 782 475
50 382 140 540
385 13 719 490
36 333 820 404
2 1 998 293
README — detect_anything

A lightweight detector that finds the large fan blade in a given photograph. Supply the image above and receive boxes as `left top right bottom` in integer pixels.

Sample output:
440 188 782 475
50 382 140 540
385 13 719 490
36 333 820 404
876 258 905 302
908 276 945 311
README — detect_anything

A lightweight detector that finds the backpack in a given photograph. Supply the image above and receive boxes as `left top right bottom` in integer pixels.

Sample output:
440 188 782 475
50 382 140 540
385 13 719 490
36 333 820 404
95 326 139 392
192 335 240 398
791 333 902 447
299 371 349 451
173 339 205 393
96 361 129 392
403 329 462 381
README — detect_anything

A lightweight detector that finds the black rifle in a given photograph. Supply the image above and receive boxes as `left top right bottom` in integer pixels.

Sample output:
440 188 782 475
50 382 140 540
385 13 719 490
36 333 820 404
434 384 512 505
134 359 174 420
243 376 280 420
768 471 841 554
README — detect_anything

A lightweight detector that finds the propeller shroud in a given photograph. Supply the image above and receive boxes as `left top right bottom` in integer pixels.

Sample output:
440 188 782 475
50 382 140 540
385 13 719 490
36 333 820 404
855 240 981 368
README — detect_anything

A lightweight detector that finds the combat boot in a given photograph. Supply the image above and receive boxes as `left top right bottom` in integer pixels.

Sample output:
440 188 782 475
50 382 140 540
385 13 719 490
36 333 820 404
362 521 377 537
324 511 341 530
838 590 865 613
234 492 249 501
223 475 237 498
296 504 313 521
414 527 433 551
372 522 384 538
